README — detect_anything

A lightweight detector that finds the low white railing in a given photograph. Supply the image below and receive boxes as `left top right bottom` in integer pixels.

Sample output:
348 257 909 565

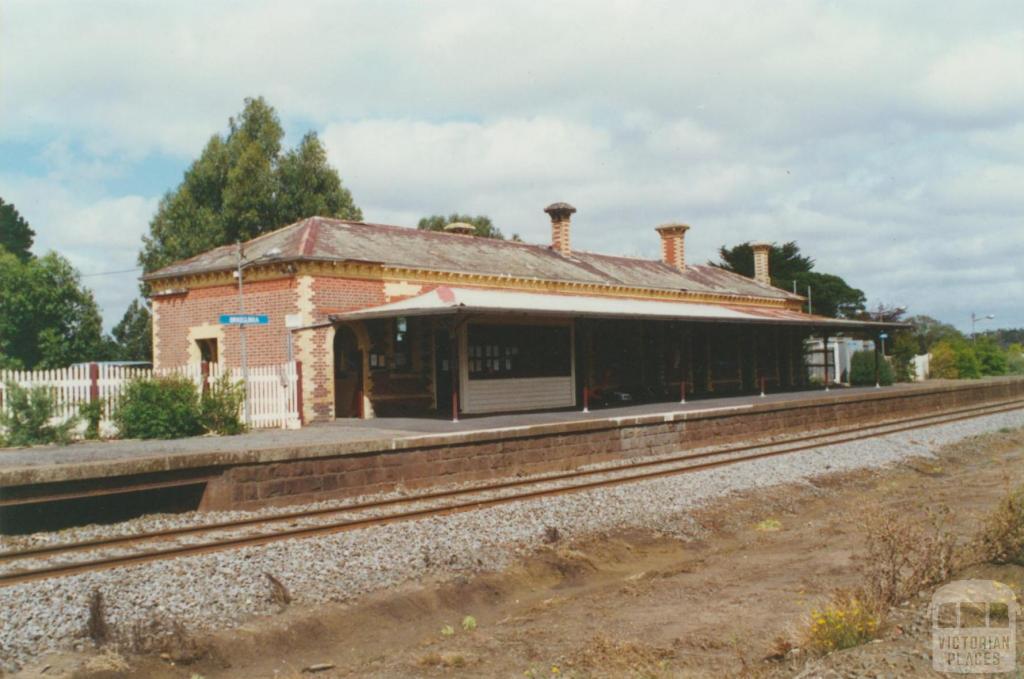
0 361 303 435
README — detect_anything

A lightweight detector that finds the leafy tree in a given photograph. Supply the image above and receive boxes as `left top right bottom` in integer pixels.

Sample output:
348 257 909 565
890 331 918 382
973 336 1008 376
1007 343 1024 375
0 198 35 262
0 249 108 368
418 213 507 240
712 241 865 318
714 241 814 282
929 341 959 379
139 97 361 278
955 343 982 379
111 299 153 362
907 315 964 354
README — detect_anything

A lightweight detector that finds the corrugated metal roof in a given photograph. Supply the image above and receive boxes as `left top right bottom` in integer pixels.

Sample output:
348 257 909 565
144 217 800 302
330 285 896 330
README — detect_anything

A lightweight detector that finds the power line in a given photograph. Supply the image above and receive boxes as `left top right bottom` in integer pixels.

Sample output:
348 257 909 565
80 267 143 278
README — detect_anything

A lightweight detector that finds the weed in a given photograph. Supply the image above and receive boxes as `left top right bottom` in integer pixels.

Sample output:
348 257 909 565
199 373 247 435
418 652 464 668
120 615 206 662
0 381 76 446
860 506 955 611
79 399 103 440
87 589 109 646
755 518 782 532
800 589 880 654
974 485 1024 565
265 572 292 609
543 526 561 544
440 624 455 637
764 635 794 661
461 615 477 632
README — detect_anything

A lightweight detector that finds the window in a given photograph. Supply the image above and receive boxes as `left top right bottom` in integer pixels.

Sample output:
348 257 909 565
195 338 218 363
467 324 571 380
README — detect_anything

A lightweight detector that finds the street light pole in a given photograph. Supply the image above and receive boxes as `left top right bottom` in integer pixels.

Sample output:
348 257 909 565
237 243 250 424
234 244 283 425
970 312 995 343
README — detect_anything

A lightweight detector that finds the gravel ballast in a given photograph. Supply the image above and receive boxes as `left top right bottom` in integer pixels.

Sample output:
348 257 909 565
1 410 1021 671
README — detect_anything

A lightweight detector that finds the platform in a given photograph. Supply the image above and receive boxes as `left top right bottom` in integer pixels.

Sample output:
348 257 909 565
2 379 1020 494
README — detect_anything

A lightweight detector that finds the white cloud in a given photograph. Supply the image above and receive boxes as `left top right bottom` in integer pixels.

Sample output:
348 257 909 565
916 31 1024 122
0 173 156 329
2 0 1024 331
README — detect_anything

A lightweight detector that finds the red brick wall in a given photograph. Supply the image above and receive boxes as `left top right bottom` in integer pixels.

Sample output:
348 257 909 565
302 277 388 419
205 378 1024 510
153 278 300 369
310 277 387 317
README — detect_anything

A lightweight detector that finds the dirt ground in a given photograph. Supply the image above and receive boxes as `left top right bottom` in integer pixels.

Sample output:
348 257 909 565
14 426 1024 679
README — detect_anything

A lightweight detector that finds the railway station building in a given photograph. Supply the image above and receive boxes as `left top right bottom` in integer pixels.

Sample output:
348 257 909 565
144 203 892 423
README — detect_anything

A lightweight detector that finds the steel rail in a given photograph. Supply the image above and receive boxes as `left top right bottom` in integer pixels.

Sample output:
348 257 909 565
1 398 1021 586
3 397 1019 562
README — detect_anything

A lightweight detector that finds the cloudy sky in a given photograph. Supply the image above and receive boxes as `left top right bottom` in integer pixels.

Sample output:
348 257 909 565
1 1 1022 331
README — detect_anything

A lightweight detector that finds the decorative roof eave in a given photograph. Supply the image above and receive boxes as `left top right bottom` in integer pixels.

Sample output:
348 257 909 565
147 258 806 311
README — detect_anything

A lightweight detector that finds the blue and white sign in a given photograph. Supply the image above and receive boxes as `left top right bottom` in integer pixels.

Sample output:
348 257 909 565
879 332 889 339
220 314 268 325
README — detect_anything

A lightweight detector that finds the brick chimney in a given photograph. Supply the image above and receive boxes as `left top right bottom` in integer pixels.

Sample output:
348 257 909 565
655 223 690 270
751 242 772 285
443 222 476 236
544 202 576 256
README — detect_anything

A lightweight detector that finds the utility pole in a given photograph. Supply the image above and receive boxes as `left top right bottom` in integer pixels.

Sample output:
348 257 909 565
236 243 250 424
971 312 994 342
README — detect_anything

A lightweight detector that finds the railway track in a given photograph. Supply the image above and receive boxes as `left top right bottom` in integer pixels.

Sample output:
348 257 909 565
2 398 1022 586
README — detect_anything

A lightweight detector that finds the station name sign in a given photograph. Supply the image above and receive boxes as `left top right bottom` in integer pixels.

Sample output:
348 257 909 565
220 314 269 325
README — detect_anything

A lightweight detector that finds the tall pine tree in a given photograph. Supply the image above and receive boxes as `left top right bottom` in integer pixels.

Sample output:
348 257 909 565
139 97 361 277
0 197 35 262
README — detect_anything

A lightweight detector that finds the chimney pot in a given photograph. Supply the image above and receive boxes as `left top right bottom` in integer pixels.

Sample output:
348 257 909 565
655 223 690 270
751 242 772 285
443 222 476 236
544 202 576 256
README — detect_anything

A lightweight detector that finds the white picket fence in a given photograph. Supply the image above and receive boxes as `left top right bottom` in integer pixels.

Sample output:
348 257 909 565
0 361 302 435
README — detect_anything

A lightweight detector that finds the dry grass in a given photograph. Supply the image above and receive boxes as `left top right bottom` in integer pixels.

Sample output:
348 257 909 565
86 589 109 646
793 506 956 656
973 484 1024 565
859 505 956 611
266 571 293 608
557 635 676 678
120 615 207 662
417 651 466 668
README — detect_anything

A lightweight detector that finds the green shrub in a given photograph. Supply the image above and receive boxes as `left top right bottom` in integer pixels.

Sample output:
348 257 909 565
114 375 202 440
0 381 75 446
199 373 247 435
849 350 893 386
79 400 103 440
